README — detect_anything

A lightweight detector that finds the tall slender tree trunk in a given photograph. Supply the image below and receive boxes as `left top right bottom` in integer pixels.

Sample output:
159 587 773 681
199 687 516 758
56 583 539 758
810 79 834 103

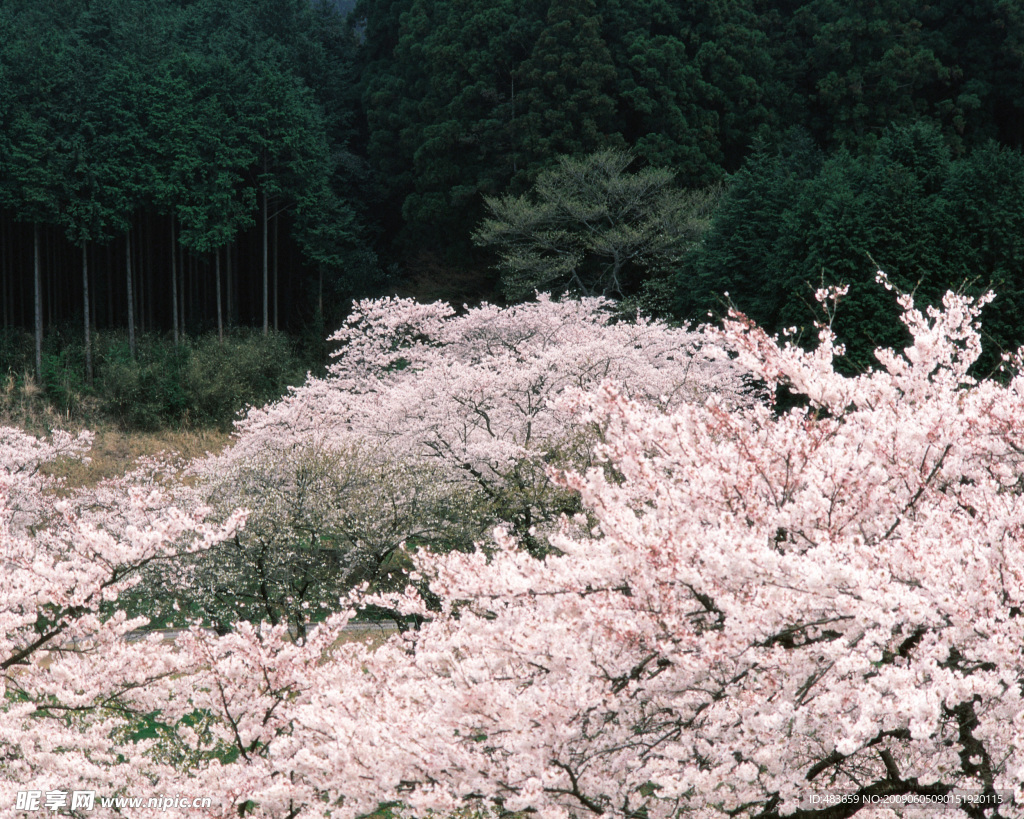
107 244 114 329
170 216 179 346
179 240 186 338
273 213 279 331
510 71 517 175
46 227 55 327
90 251 96 337
262 188 269 336
126 229 136 359
215 246 223 344
33 224 42 379
226 239 234 328
189 253 196 332
1 216 7 330
138 220 146 335
82 242 92 383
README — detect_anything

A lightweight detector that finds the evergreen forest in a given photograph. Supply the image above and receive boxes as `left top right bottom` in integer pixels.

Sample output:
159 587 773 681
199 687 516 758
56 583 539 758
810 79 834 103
3 0 1024 416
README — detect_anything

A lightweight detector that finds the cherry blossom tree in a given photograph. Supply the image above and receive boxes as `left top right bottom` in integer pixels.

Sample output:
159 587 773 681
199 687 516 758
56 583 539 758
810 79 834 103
9 282 1024 819
159 440 465 636
0 426 243 815
191 280 1023 818
228 293 752 546
168 294 753 636
0 426 92 528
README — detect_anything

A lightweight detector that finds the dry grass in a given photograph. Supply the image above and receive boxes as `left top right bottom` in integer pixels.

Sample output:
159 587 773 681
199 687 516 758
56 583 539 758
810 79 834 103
3 370 232 487
40 426 233 488
1 371 58 430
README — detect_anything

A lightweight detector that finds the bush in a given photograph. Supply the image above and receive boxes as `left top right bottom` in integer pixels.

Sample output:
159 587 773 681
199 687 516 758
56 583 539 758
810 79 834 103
183 331 305 430
96 334 190 431
9 329 309 431
40 346 87 417
0 328 33 377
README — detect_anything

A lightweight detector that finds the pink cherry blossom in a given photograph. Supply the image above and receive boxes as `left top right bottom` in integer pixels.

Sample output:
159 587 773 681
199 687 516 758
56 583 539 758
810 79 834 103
217 286 1022 818
5 286 1023 819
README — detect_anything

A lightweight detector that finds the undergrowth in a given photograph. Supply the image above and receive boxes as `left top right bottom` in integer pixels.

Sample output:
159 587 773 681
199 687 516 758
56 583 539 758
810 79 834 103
0 327 313 434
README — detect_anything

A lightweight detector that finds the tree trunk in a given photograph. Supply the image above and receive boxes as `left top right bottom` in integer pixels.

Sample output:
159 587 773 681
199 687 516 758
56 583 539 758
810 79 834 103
82 242 92 383
126 229 136 358
33 224 42 379
215 246 223 344
1 216 7 330
273 212 279 331
262 187 269 336
90 248 96 337
46 226 55 328
170 216 179 346
139 219 147 335
179 239 186 338
107 243 114 329
226 239 234 328
137 222 144 335
510 71 517 175
189 252 196 332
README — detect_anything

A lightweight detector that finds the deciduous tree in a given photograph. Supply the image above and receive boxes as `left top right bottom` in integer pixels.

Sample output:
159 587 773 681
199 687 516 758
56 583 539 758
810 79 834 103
173 294 752 636
0 426 243 811
476 150 718 302
7 282 1024 819
210 280 1024 818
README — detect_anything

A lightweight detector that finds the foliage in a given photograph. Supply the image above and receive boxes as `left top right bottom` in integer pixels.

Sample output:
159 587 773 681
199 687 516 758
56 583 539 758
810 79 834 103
21 330 308 432
606 0 777 176
166 295 753 636
40 346 87 417
240 293 753 544
352 0 772 259
475 150 718 302
5 285 1024 818
0 0 373 348
0 330 34 380
681 123 1024 372
943 141 1024 366
780 0 956 152
181 331 306 430
159 440 450 635
4 0 1024 347
186 282 1024 819
513 0 621 165
350 0 1024 262
0 425 244 811
97 336 190 431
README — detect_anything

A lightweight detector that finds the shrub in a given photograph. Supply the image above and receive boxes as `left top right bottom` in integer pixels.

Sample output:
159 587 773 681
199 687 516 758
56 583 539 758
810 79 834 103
68 331 308 431
40 346 86 416
182 331 305 430
96 334 189 430
0 328 33 377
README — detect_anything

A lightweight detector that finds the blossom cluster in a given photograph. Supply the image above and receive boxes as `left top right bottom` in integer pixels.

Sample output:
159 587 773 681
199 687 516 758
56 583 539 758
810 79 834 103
2 290 1022 818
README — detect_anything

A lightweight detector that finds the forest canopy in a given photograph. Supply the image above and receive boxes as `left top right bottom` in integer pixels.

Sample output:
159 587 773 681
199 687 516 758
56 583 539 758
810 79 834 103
2 0 1024 389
